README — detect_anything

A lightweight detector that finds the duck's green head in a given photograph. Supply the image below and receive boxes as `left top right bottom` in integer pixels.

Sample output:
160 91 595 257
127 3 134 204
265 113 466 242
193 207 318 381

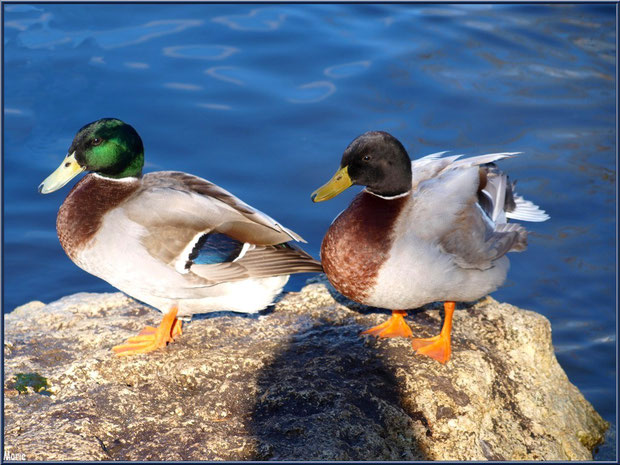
39 118 144 194
311 131 412 201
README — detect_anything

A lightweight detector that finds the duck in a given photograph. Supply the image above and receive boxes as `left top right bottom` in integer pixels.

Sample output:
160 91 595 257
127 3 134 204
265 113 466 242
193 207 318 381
311 131 549 364
39 118 323 356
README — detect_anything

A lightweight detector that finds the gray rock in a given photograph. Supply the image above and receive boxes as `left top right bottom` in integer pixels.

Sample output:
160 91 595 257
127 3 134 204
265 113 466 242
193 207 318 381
3 278 608 460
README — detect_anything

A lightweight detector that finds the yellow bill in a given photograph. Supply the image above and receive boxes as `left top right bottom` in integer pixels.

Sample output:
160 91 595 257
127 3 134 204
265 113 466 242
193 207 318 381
311 166 353 202
38 152 86 194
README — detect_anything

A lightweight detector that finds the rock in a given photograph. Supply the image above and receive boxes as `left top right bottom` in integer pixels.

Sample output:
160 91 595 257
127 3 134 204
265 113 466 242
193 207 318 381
3 278 608 460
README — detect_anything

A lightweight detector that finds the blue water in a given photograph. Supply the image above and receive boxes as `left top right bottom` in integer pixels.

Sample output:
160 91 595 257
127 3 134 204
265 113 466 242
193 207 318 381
2 3 616 459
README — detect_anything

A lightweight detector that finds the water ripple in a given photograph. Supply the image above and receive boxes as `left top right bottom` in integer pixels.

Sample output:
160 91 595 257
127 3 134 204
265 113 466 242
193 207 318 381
5 12 51 31
418 7 467 17
15 18 202 50
125 62 150 69
212 8 287 31
163 44 239 60
286 81 336 104
463 20 497 32
196 103 232 111
555 333 616 354
164 82 203 91
205 66 246 86
324 61 371 79
97 20 203 49
4 108 25 115
4 4 44 13
573 37 616 53
528 64 611 81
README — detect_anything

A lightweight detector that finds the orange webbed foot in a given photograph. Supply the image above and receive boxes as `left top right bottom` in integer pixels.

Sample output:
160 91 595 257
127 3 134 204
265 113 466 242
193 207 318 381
360 310 413 338
411 334 451 364
411 301 455 364
112 306 182 357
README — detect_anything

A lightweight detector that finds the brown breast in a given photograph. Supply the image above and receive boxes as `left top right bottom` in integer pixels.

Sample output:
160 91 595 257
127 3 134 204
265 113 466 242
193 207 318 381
320 191 408 304
57 174 140 261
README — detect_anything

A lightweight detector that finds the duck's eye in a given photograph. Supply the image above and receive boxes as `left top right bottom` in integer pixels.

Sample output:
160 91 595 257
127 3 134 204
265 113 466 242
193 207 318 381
92 138 102 146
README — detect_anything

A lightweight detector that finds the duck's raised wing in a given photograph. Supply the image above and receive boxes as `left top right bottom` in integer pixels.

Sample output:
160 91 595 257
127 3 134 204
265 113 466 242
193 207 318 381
408 152 545 270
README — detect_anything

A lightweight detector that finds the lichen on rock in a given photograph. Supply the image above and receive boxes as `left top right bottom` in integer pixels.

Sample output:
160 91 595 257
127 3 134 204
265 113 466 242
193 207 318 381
6 373 52 396
3 278 609 460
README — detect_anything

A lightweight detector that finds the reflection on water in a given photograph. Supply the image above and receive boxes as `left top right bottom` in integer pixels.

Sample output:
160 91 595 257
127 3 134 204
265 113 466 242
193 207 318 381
3 3 616 459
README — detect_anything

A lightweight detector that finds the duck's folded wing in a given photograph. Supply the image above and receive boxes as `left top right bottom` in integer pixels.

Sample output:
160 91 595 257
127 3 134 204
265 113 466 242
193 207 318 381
157 172 306 242
122 171 306 268
190 244 323 284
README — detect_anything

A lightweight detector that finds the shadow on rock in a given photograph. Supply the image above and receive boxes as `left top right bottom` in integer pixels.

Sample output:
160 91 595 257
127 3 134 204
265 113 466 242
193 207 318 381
248 320 424 460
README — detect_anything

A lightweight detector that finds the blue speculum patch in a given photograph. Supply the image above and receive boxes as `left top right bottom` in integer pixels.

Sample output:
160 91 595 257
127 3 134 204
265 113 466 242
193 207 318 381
190 233 244 265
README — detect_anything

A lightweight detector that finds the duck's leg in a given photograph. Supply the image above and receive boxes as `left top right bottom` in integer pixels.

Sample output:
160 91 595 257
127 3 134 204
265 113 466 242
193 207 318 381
112 306 182 356
360 310 413 338
411 301 455 364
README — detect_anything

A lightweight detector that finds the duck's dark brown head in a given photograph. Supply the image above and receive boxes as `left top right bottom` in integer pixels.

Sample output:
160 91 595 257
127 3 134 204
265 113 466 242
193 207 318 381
311 131 412 202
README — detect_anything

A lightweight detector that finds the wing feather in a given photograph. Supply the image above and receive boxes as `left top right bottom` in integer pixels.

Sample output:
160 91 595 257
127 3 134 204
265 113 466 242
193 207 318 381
121 171 307 266
190 244 323 284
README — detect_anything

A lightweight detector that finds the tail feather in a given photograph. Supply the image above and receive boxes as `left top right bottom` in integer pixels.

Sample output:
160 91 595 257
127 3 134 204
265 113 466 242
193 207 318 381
478 163 549 224
506 195 550 222
478 163 509 223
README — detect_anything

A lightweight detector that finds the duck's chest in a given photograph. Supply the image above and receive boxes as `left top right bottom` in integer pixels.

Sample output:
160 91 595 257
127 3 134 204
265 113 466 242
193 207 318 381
57 175 139 263
320 191 408 303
